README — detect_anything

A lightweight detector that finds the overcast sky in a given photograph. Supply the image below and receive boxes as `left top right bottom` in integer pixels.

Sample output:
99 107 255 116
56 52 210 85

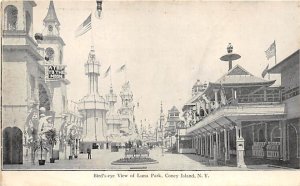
33 0 300 127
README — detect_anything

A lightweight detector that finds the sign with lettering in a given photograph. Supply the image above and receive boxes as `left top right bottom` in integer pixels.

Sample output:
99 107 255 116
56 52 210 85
45 65 66 81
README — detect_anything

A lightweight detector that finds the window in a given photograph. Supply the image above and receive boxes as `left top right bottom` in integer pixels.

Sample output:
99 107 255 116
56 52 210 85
271 127 281 142
5 5 18 30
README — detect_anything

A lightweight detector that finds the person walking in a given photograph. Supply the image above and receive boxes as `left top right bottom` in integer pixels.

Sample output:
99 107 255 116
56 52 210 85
87 147 92 159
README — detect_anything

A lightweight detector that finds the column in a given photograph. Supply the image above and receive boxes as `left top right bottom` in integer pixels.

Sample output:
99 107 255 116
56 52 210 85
192 136 194 149
198 133 201 155
263 89 267 102
236 121 246 168
205 135 208 157
215 132 219 160
213 89 219 108
224 128 228 163
201 136 204 156
210 134 213 158
227 129 231 160
280 120 287 161
217 131 221 159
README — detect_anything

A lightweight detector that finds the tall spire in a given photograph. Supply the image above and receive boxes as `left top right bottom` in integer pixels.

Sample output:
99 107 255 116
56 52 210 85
43 0 60 26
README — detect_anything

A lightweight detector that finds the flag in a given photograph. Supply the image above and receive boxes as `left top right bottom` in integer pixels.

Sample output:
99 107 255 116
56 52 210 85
265 41 276 60
75 13 92 37
117 64 126 72
103 65 111 78
261 64 269 78
220 85 227 105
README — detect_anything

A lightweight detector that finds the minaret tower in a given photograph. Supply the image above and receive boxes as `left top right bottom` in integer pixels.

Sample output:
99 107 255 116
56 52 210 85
78 47 108 146
119 81 134 135
159 101 165 129
106 85 121 137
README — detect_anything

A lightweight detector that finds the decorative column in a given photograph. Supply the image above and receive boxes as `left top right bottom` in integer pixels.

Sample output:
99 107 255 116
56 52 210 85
227 129 231 160
236 121 246 168
280 120 287 161
205 135 208 157
213 89 219 108
210 134 213 158
224 128 228 164
200 136 203 156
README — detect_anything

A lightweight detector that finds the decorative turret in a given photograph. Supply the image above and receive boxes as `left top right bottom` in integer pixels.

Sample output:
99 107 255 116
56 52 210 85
192 80 207 97
43 0 60 36
106 86 121 135
78 47 108 142
119 81 134 134
159 101 165 129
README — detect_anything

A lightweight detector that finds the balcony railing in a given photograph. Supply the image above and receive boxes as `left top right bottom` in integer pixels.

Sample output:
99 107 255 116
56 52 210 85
235 93 281 104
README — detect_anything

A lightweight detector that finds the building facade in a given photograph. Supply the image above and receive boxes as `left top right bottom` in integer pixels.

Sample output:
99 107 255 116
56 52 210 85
2 0 71 164
178 50 300 169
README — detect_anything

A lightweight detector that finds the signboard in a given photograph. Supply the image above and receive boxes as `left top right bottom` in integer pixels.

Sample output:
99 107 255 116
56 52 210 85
45 65 66 81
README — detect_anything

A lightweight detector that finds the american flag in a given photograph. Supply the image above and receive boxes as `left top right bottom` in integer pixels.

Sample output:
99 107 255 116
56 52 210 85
75 13 92 37
265 41 276 60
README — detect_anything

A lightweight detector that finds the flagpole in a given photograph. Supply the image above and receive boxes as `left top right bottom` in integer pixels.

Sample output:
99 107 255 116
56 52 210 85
110 66 112 87
90 10 94 47
125 63 127 83
274 40 277 65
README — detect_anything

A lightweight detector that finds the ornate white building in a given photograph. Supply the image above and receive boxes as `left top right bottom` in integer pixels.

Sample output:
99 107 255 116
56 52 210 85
78 47 109 150
119 81 135 135
106 86 122 138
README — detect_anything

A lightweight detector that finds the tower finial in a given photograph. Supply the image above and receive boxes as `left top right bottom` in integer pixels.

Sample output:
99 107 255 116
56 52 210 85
43 0 60 26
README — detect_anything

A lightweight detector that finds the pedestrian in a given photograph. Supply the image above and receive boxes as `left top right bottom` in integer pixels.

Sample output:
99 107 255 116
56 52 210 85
87 147 91 159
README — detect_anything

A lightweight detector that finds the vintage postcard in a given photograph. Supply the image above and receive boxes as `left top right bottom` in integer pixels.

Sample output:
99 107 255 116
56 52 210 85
1 0 300 185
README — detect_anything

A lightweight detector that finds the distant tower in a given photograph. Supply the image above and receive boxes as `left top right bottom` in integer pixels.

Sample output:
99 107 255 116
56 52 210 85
159 101 165 128
192 80 207 97
220 43 241 71
78 47 108 143
119 81 134 134
106 86 121 136
38 0 69 130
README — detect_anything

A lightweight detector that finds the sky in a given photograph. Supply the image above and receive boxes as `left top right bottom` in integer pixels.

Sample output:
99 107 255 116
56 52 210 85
33 0 300 127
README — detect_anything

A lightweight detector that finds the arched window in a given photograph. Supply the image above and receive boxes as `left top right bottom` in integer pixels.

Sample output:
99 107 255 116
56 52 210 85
258 128 265 142
45 47 55 62
5 5 18 31
26 11 32 34
271 127 281 142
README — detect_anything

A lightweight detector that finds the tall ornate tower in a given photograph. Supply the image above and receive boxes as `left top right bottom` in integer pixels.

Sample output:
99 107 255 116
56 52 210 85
119 81 135 135
106 86 122 137
37 0 69 130
78 47 108 144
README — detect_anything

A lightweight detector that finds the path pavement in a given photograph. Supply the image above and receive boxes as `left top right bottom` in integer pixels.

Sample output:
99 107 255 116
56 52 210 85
2 147 293 170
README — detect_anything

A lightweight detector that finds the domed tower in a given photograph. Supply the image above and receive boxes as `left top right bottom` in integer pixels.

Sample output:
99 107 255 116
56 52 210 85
119 81 134 135
106 86 122 137
78 47 108 146
192 80 207 97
